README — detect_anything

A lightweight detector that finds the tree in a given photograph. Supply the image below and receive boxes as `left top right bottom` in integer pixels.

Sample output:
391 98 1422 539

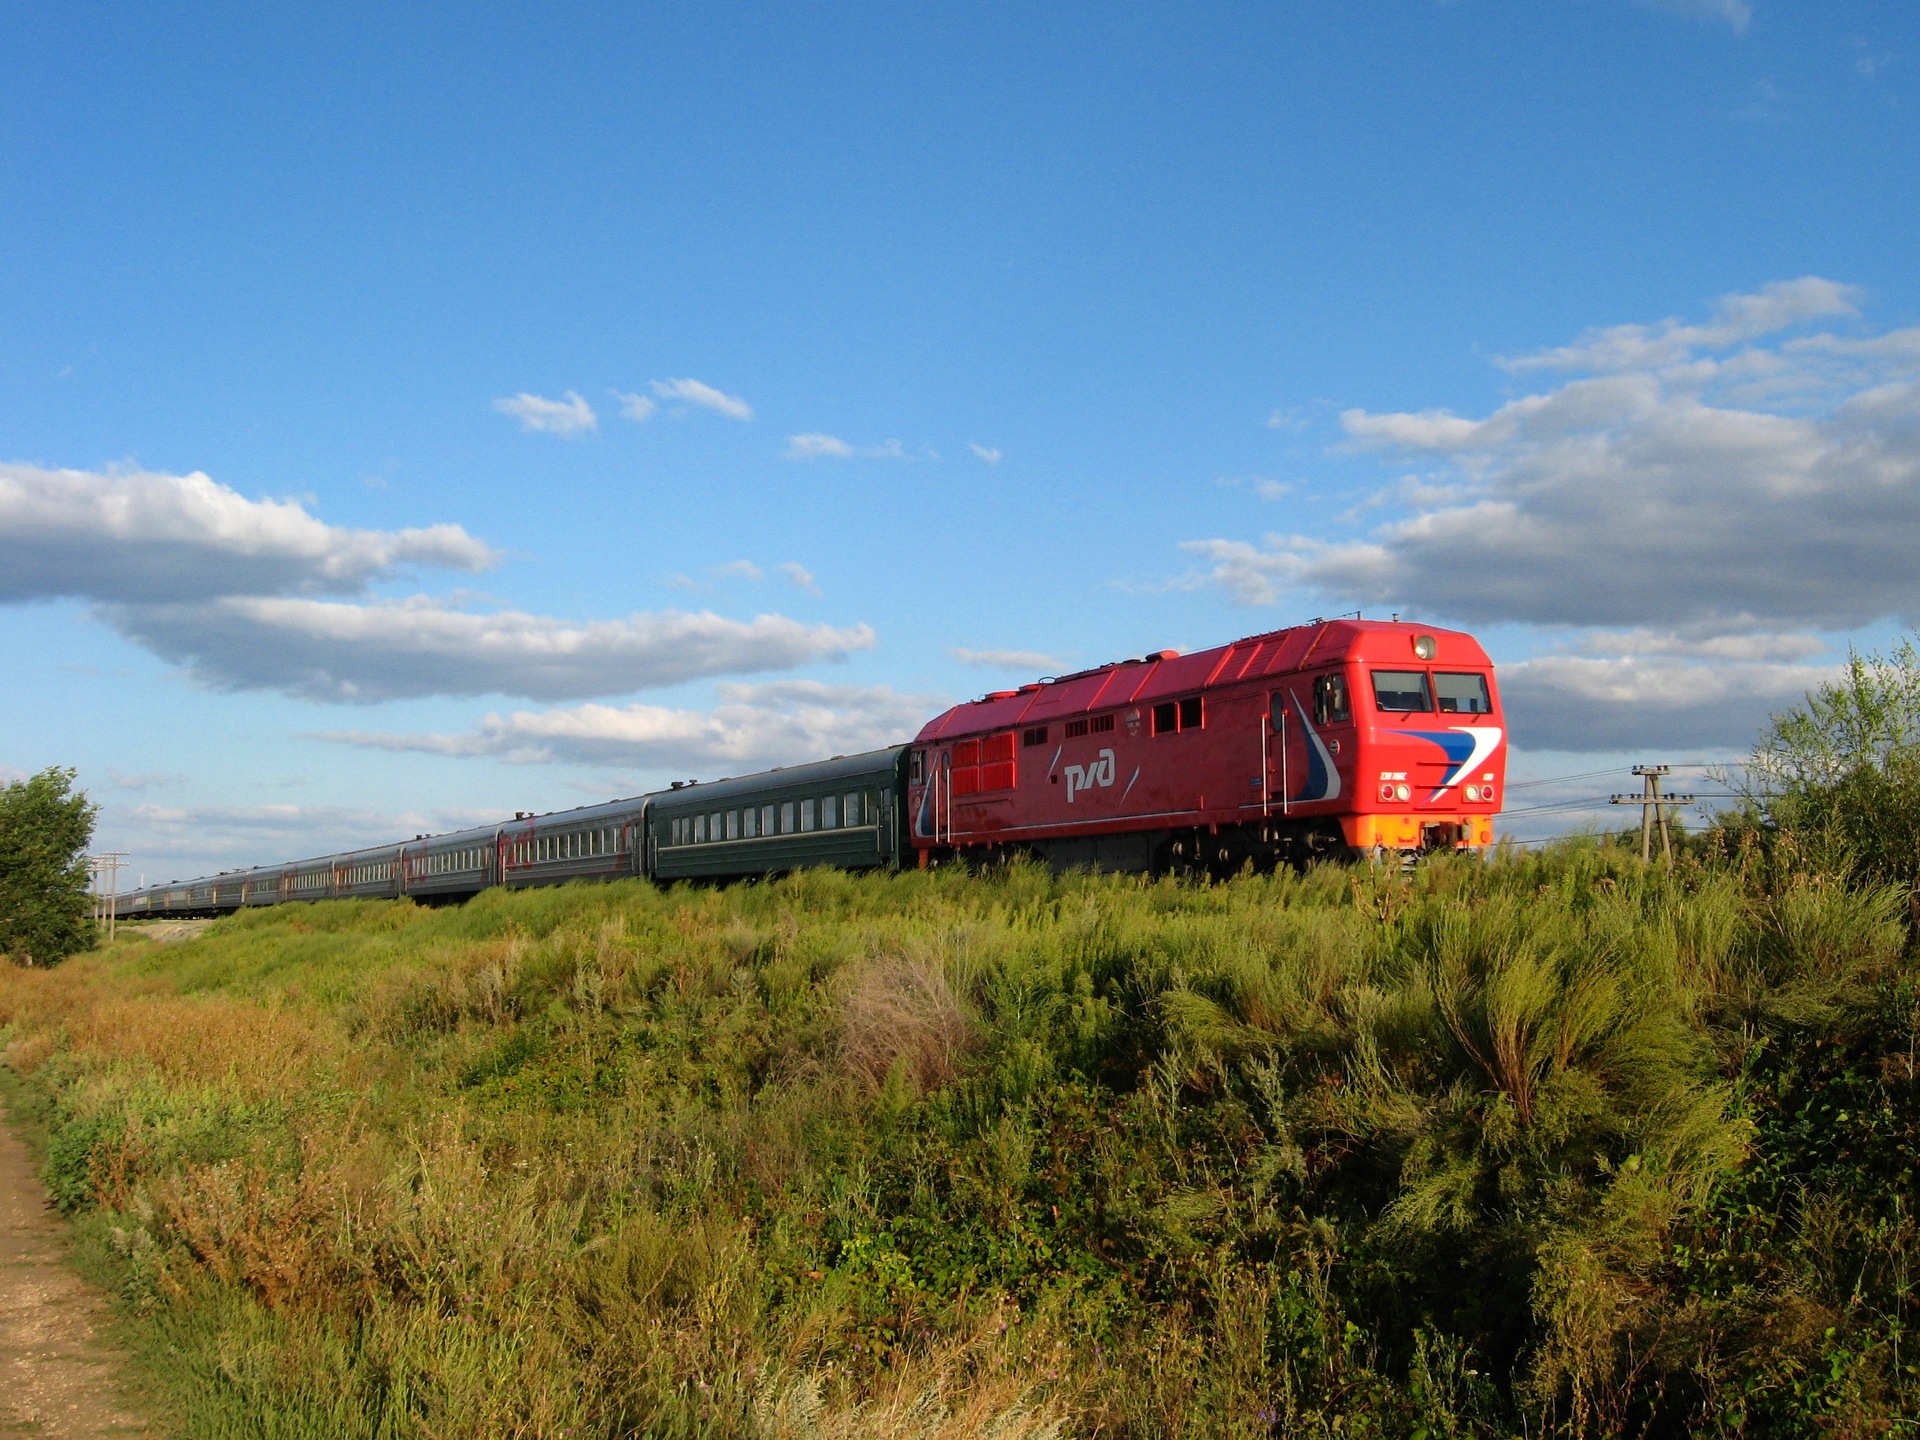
0 767 99 965
1745 636 1920 890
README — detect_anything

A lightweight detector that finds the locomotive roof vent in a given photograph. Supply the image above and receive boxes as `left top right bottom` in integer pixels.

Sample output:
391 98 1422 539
1413 634 1437 660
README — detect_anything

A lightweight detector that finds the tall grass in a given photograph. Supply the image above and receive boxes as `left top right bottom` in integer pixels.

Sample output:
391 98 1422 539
0 845 1913 1437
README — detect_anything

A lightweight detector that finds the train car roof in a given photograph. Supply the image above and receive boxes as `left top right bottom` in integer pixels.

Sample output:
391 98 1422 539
914 619 1494 742
646 746 907 811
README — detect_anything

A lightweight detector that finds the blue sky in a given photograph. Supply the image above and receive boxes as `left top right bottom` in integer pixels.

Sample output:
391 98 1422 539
4 0 1917 877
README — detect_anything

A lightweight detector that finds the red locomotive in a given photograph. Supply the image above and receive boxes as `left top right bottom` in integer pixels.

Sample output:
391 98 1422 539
908 617 1503 871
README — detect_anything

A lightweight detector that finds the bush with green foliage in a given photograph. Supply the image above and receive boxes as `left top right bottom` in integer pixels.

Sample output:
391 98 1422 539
0 766 97 965
1744 635 1920 891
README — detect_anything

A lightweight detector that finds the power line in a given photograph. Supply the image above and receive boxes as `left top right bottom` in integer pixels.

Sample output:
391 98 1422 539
1503 767 1628 791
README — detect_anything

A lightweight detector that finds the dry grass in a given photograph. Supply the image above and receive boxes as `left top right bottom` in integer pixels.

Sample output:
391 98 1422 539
838 955 978 1098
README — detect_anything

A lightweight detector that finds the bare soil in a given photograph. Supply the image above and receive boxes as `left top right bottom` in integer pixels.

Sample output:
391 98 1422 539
0 1120 150 1437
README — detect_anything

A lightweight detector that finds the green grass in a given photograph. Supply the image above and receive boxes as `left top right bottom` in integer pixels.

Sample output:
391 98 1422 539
2 847 1915 1437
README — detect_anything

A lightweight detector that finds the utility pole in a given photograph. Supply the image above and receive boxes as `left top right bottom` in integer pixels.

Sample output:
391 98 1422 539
89 852 128 943
1609 767 1696 865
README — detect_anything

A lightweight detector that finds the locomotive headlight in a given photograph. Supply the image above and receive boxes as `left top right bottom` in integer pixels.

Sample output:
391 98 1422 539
1464 785 1480 802
1395 783 1412 802
1413 634 1437 660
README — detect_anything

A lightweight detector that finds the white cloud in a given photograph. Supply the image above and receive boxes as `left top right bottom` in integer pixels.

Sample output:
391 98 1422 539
615 391 658 422
970 444 1003 465
104 596 878 703
1500 277 1858 374
1500 654 1833 752
787 433 855 459
0 462 496 603
1184 280 1920 635
107 769 183 791
320 680 942 771
1574 628 1828 663
651 378 754 421
494 391 598 436
785 433 921 461
1633 0 1750 34
949 647 1063 672
0 464 879 708
778 561 820 595
112 800 502 878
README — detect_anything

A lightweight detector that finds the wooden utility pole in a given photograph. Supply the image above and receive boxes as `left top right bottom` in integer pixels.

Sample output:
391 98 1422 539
89 852 128 942
1609 766 1696 865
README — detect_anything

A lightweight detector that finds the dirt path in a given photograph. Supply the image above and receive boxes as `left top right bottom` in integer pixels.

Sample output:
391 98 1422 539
0 1120 150 1438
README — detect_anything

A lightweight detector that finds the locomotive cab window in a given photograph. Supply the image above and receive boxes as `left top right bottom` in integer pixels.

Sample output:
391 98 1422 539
1434 673 1493 715
1312 673 1351 725
1022 726 1047 747
1372 670 1434 712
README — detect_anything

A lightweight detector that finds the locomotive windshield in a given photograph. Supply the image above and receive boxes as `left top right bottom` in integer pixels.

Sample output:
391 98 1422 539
1434 672 1493 715
1371 670 1433 712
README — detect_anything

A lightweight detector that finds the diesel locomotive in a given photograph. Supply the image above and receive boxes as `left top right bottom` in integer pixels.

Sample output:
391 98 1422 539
114 617 1504 919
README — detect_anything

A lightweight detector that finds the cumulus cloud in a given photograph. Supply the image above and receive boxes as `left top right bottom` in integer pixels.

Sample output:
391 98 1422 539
494 391 597 436
104 596 877 704
970 444 1003 464
320 680 941 770
1500 655 1832 752
1186 279 1920 634
949 646 1063 672
651 378 754 420
0 462 496 603
1500 277 1858 374
2 464 880 706
778 562 820 595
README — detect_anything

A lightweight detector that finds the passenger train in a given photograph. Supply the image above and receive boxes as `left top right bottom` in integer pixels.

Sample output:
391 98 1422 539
114 618 1504 919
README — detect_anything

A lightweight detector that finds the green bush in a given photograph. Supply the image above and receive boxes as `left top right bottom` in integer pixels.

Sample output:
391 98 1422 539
1743 635 1920 893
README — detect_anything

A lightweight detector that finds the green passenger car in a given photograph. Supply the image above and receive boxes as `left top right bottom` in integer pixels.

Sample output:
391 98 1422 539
648 746 910 881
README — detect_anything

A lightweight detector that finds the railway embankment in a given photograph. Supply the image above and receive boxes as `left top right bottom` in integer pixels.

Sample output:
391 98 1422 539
0 850 1915 1437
